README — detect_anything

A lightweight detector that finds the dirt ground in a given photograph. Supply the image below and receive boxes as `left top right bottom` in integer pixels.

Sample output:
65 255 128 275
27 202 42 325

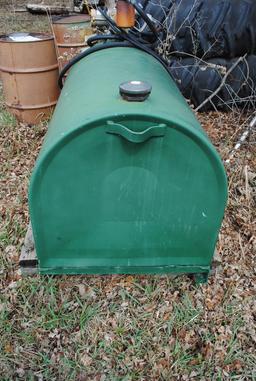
0 8 255 381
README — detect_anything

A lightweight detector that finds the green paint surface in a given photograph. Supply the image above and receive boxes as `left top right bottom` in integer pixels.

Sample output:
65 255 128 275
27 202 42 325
29 47 227 279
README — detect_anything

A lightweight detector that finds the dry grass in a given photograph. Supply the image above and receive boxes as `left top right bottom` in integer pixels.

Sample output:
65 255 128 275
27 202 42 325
0 9 256 381
0 3 51 35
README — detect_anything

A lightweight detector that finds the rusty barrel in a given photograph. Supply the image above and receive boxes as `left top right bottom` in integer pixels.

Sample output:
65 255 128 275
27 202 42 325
52 14 92 70
0 33 60 124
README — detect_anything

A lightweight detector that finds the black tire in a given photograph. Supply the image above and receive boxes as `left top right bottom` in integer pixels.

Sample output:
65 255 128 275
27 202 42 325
168 55 256 111
136 0 256 59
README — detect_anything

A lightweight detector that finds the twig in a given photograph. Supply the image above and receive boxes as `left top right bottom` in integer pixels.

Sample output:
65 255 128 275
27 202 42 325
195 55 247 112
225 115 256 163
244 165 250 202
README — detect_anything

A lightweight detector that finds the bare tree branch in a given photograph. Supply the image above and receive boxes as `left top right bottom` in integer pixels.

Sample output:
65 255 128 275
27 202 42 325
195 55 247 112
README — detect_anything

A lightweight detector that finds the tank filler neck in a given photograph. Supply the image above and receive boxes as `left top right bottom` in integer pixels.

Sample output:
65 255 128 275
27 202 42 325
119 81 152 102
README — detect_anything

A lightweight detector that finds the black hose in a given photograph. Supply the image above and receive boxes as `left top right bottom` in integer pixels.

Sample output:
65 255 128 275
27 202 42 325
58 1 169 88
129 0 159 41
58 41 131 88
58 37 174 89
97 7 171 71
87 34 123 47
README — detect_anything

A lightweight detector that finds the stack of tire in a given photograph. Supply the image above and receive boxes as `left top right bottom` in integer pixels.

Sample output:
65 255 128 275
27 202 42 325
137 0 256 111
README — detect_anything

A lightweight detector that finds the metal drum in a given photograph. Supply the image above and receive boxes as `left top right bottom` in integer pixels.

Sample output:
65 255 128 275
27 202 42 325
52 14 92 70
0 33 60 124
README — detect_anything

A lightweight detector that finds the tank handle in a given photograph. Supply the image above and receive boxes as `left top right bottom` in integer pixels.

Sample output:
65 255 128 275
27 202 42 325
106 121 166 143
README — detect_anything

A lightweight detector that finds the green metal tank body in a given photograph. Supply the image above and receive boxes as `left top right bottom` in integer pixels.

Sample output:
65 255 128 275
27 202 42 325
29 47 227 279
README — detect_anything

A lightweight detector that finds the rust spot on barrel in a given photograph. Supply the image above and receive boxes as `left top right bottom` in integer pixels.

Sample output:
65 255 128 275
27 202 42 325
0 33 60 124
52 14 92 71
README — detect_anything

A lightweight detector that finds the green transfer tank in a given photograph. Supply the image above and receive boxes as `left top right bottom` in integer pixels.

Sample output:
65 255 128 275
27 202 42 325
29 46 227 282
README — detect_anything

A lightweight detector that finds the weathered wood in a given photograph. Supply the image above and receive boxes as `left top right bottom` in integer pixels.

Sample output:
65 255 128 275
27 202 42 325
26 4 71 14
20 266 39 276
14 8 27 13
20 223 221 278
19 223 38 275
210 249 222 275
